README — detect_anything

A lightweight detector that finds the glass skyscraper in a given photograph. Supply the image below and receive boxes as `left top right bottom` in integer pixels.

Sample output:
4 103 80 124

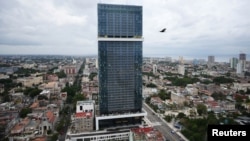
98 3 143 115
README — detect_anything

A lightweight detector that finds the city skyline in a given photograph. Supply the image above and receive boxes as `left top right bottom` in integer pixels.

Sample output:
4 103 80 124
0 0 250 59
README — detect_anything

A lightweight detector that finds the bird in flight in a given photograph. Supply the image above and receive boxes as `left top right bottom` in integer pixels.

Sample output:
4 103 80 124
160 28 166 32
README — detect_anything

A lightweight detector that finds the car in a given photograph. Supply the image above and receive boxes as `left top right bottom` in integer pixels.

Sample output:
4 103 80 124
171 130 175 134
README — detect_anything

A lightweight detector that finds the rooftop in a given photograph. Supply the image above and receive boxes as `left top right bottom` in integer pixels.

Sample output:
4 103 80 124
46 110 56 123
131 127 153 134
75 112 93 118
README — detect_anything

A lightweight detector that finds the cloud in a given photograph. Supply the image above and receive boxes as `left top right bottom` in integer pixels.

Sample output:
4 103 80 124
0 0 249 59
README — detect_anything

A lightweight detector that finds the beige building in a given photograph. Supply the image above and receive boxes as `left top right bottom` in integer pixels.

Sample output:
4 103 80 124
73 112 93 132
178 65 185 75
70 100 95 133
185 84 199 95
221 101 235 111
64 65 77 76
233 83 250 92
17 76 43 87
39 82 60 94
171 91 187 105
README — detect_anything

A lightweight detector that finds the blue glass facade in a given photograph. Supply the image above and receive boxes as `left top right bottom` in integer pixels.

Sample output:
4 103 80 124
98 4 143 115
98 3 142 38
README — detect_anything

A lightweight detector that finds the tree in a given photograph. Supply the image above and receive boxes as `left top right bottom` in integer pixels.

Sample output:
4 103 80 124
177 112 186 119
213 76 234 85
158 89 170 100
38 95 48 100
15 67 39 77
72 93 86 111
49 133 58 141
211 92 226 101
246 88 250 94
24 87 42 98
47 129 52 135
73 93 85 103
56 70 66 78
196 104 207 116
89 72 97 81
164 115 173 122
19 108 32 118
146 83 157 88
145 96 151 104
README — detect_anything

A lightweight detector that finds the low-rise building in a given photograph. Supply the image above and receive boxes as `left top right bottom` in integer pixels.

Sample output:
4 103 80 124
233 83 250 92
150 97 163 109
171 92 187 106
70 100 95 133
130 127 164 141
46 74 59 82
10 117 30 135
17 76 43 87
39 81 60 95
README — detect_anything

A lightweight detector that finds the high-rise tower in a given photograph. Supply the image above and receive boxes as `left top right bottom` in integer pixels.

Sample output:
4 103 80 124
239 53 246 61
238 53 247 74
96 3 145 130
208 56 215 64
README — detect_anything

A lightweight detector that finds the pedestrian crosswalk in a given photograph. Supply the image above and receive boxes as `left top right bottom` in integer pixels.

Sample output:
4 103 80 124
143 117 162 126
152 122 161 126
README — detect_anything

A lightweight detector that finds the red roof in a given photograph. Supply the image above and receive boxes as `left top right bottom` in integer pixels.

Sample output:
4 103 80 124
207 101 218 107
233 94 248 100
75 112 92 118
131 127 153 134
46 111 55 123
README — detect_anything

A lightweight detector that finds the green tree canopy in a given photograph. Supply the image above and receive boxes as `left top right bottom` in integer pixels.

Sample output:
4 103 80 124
24 87 42 98
19 108 32 118
158 89 170 100
146 83 157 88
73 93 86 106
37 95 48 100
89 72 97 81
56 70 67 78
213 76 234 85
15 67 39 77
211 92 227 101
177 112 186 119
196 104 207 116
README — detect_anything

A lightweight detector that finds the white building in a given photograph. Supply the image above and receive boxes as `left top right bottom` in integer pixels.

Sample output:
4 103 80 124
230 57 238 69
153 64 157 74
70 100 95 133
83 65 90 76
233 83 250 92
96 59 98 69
237 61 243 74
76 100 95 113
178 65 185 75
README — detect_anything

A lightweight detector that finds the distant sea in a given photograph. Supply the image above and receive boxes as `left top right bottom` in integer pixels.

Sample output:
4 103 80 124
143 54 250 62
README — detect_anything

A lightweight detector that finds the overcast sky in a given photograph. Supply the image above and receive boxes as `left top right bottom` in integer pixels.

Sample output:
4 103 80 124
0 0 250 61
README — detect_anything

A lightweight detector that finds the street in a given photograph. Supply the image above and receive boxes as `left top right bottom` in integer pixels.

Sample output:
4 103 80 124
143 102 187 141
